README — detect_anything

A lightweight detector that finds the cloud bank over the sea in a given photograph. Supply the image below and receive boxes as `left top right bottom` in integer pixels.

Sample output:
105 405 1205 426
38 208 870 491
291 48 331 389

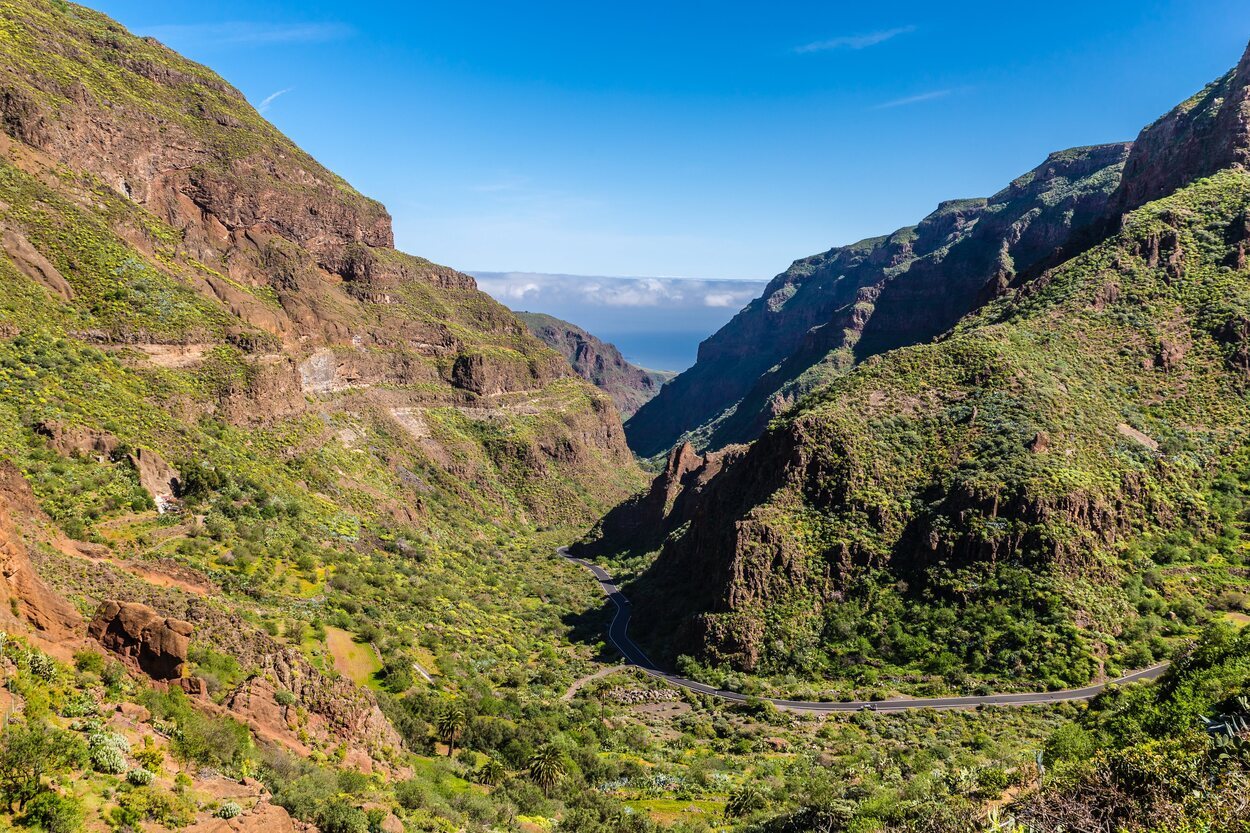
470 272 768 372
473 272 763 311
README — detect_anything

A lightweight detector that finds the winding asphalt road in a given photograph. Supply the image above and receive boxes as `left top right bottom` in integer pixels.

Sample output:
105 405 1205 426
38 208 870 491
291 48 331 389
559 547 1169 713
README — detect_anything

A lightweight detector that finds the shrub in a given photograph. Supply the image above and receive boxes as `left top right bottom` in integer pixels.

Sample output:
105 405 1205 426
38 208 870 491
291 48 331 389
59 692 98 719
134 737 163 772
90 744 126 775
27 652 57 682
1045 723 1097 764
109 786 194 828
393 778 428 811
21 790 83 833
73 650 105 675
725 784 767 818
127 767 155 786
0 721 87 809
315 798 368 833
88 731 131 755
139 688 251 770
215 801 242 819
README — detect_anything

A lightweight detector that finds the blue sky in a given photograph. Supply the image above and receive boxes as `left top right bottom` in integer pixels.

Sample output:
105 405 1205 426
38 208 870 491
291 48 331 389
92 0 1250 280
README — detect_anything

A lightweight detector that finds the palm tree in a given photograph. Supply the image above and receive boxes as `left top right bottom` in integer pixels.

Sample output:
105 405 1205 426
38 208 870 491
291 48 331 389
435 705 465 758
526 744 566 795
476 757 506 787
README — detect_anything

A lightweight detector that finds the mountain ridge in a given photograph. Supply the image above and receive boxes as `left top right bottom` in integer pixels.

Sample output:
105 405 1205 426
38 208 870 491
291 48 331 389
624 142 1133 458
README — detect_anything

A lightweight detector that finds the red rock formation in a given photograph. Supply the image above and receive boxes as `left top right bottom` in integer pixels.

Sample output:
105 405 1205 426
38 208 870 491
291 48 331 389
87 600 192 680
0 465 81 642
184 798 311 833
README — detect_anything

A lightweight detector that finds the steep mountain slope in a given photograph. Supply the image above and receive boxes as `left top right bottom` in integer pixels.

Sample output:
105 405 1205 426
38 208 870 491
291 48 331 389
0 0 642 529
0 0 645 815
517 311 674 418
614 42 1250 689
625 145 1131 458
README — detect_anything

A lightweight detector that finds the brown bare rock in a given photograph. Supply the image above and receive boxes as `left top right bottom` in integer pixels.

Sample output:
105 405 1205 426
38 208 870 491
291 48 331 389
576 441 745 558
126 447 181 507
223 676 308 753
34 420 119 460
31 425 180 507
87 600 192 680
185 798 308 833
1113 42 1250 214
1029 431 1050 453
0 464 81 641
247 647 403 761
1 227 71 300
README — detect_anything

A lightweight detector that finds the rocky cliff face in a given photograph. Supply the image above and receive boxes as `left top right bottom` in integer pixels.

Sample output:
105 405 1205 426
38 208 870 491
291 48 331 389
625 144 1131 458
618 41 1250 684
575 441 744 558
518 312 673 417
1112 44 1250 215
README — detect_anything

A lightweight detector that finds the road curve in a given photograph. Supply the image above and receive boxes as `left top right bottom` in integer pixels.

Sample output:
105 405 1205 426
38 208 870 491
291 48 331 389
559 547 1169 713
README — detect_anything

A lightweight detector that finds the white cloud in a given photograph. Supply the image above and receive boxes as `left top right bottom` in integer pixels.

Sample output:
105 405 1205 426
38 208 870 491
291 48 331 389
490 281 542 300
703 292 738 307
472 273 766 311
795 25 915 54
140 21 353 48
872 89 953 110
257 88 292 114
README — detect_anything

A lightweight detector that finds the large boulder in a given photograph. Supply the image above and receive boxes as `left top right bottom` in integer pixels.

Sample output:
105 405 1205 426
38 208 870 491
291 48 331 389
87 600 192 680
127 448 181 512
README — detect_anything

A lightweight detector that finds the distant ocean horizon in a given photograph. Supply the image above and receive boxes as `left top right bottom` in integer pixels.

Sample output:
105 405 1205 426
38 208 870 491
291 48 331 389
593 330 710 373
470 271 769 374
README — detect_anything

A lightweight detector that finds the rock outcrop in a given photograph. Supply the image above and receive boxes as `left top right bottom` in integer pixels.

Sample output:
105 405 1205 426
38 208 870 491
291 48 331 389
0 465 81 641
127 447 180 510
87 600 192 680
1112 42 1250 214
34 420 119 460
576 441 744 558
518 312 674 417
185 797 309 833
223 647 404 767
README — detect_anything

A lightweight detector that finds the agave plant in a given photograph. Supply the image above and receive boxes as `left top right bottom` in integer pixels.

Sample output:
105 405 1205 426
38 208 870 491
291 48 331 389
725 783 767 819
984 807 1026 832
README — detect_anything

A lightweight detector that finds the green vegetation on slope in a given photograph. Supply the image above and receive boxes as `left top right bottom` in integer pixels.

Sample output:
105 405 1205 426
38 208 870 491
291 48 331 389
629 169 1250 695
